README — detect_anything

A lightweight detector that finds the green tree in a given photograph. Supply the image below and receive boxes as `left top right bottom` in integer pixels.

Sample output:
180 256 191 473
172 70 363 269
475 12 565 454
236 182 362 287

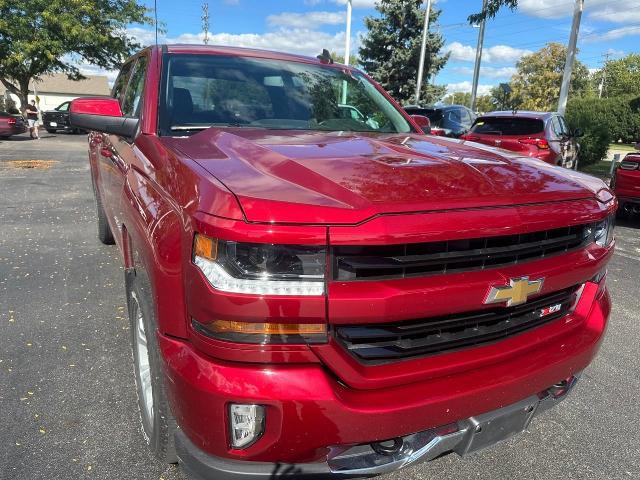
565 97 613 166
330 51 359 66
359 0 449 105
468 0 518 24
475 94 495 113
509 43 589 111
0 0 154 112
597 54 640 98
489 83 522 111
443 91 472 107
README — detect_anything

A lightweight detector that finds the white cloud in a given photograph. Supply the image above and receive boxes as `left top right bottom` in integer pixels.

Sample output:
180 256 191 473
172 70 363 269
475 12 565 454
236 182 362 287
606 48 625 57
518 0 574 19
267 11 345 28
453 65 516 79
304 0 324 5
332 0 443 5
445 42 531 63
584 25 640 42
445 42 476 62
129 27 355 58
332 0 378 8
76 64 119 86
519 0 640 24
446 81 493 96
76 25 359 88
126 27 158 46
588 6 640 24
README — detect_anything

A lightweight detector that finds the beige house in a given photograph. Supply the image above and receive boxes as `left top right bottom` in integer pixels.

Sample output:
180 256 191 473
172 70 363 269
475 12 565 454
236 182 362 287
1 73 111 112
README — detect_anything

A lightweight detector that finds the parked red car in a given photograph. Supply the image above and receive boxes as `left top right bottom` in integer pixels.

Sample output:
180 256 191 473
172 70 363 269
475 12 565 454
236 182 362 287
69 45 615 480
0 111 27 138
461 111 581 169
612 151 640 217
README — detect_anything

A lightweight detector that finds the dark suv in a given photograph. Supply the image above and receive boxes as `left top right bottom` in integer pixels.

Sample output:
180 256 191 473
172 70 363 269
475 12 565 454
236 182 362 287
403 104 476 137
43 101 83 134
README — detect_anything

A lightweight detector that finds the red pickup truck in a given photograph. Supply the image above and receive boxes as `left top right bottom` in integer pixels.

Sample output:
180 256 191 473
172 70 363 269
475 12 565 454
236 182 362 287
70 45 615 480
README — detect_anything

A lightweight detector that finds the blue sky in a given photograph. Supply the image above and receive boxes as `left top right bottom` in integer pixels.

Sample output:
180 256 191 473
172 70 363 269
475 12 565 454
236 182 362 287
86 0 640 96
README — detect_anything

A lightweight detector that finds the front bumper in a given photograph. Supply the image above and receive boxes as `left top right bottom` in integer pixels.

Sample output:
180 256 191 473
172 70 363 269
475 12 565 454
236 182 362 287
160 283 610 477
176 375 580 480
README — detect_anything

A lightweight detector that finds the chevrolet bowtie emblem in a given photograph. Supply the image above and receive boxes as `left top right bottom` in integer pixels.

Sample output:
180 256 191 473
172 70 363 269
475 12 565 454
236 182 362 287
485 276 544 307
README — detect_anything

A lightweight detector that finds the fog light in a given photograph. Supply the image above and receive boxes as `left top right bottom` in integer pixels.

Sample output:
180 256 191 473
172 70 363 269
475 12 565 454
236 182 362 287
229 404 265 449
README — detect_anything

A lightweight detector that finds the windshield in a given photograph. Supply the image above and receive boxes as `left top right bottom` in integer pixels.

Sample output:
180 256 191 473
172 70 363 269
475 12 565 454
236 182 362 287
159 54 414 135
470 117 544 136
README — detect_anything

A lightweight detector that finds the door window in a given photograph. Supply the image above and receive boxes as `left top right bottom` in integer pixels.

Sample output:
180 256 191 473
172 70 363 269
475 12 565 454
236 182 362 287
558 116 570 137
121 56 148 118
459 108 473 129
551 116 569 138
112 61 134 104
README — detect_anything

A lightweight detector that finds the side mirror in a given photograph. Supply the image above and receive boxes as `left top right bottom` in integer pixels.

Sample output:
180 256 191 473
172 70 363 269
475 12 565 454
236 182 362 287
572 127 584 138
70 98 138 139
410 114 431 134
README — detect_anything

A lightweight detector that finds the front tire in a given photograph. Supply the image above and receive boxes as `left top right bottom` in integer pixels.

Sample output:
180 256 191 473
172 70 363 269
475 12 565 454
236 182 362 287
46 129 56 134
126 270 178 463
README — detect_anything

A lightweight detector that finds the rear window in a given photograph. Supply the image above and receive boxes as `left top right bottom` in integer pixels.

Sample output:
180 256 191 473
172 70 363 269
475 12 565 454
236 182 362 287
405 108 443 123
470 117 544 136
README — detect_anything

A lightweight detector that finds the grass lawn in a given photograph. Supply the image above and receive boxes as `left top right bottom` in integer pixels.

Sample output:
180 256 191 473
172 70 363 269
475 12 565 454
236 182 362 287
609 143 637 152
579 160 612 179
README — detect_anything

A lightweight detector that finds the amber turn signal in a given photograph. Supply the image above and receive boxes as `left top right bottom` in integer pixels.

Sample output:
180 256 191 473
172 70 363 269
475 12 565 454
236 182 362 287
194 234 218 261
209 320 326 335
192 319 328 344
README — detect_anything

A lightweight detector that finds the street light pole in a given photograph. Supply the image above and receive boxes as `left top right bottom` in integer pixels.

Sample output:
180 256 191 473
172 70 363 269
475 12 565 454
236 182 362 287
558 0 584 116
470 0 487 112
415 0 432 105
341 0 352 104
344 0 352 66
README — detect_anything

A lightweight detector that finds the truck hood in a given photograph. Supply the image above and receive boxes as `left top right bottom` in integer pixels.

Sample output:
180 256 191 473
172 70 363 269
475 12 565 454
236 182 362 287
164 128 607 224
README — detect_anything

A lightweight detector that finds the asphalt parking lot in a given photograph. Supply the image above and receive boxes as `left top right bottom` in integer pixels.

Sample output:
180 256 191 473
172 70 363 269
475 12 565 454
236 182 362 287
1 133 639 480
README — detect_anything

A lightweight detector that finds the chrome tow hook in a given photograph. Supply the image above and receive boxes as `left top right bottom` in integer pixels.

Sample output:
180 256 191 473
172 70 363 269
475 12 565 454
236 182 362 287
371 438 404 456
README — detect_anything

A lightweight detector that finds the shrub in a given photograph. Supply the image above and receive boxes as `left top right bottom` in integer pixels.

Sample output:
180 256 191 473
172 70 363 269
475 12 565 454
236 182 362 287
565 96 640 167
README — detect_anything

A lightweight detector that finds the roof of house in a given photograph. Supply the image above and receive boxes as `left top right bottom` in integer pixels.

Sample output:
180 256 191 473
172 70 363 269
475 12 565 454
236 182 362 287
0 73 111 96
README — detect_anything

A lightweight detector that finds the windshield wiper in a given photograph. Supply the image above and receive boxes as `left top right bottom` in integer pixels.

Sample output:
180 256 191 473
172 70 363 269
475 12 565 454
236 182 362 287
171 122 260 131
170 125 210 131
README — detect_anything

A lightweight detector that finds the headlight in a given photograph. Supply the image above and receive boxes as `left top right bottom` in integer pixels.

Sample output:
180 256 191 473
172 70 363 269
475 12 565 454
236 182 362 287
594 215 614 247
192 234 325 296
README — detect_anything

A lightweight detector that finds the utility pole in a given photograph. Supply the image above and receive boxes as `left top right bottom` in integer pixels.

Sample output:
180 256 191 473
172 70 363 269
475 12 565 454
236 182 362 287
598 52 610 99
470 0 487 112
558 0 584 115
415 0 432 105
341 0 352 104
344 0 352 67
202 3 210 45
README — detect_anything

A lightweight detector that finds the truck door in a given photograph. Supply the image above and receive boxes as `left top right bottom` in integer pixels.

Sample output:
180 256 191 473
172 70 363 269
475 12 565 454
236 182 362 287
100 54 148 249
94 60 133 239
